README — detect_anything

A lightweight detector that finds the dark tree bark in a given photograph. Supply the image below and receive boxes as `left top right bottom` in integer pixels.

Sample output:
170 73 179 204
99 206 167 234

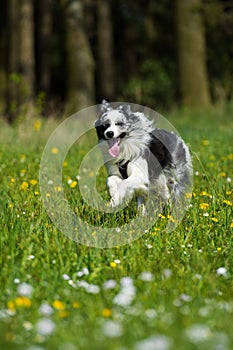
19 0 35 105
6 0 21 121
97 0 115 101
63 0 95 113
175 0 211 108
36 0 52 95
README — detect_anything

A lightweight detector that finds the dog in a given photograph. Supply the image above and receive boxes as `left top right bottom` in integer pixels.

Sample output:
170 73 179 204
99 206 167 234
95 100 192 211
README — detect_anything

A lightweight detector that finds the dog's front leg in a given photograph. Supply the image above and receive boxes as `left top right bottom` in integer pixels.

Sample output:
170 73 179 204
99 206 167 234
107 175 123 206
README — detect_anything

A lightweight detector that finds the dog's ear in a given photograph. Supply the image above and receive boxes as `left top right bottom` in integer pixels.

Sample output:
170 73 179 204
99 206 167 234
118 104 131 117
100 99 112 113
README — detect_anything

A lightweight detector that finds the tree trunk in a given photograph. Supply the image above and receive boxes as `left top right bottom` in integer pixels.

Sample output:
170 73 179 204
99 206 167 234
36 0 52 95
0 0 7 114
19 0 35 106
97 0 115 101
175 0 211 108
64 0 95 113
6 0 21 121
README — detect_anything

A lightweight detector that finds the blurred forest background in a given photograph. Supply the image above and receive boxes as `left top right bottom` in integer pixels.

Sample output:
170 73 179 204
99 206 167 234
0 0 232 121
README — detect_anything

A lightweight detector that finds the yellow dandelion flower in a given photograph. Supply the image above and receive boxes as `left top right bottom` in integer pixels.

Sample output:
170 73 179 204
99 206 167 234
199 203 209 210
200 191 212 198
110 262 117 268
51 147 59 154
185 192 192 199
228 154 233 160
219 172 226 177
34 120 42 131
102 308 112 317
72 301 81 309
217 247 222 252
58 310 69 318
46 193 51 197
202 140 209 146
226 191 232 195
10 177 16 183
70 181 77 188
52 300 66 310
21 181 29 190
54 186 62 192
223 199 232 206
63 161 68 167
230 222 233 228
8 203 13 209
7 301 16 311
19 154 26 162
34 191 40 195
15 296 31 308
211 217 219 223
158 214 166 219
30 179 38 185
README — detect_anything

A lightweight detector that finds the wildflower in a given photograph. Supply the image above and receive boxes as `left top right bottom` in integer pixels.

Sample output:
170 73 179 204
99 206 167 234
34 191 40 195
135 335 172 350
101 308 112 317
185 192 192 199
7 301 16 312
228 154 233 160
113 277 136 307
63 161 68 167
10 177 16 183
186 324 211 344
103 320 122 338
211 217 219 223
219 172 226 177
15 296 31 308
226 177 231 183
19 154 26 162
23 321 33 331
36 318 56 336
17 282 33 297
52 300 66 310
54 186 62 192
217 247 222 252
199 203 209 210
20 169 27 177
70 181 77 188
62 274 70 280
110 262 117 268
223 199 232 206
76 267 89 277
200 191 212 198
21 181 29 190
138 271 154 282
51 147 59 154
202 140 209 146
72 302 81 309
39 303 54 316
216 267 227 276
34 120 42 131
30 179 38 186
58 310 69 318
102 279 117 290
230 222 233 228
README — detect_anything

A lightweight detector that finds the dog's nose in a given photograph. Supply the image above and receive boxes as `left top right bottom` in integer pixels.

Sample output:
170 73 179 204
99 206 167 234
106 131 114 139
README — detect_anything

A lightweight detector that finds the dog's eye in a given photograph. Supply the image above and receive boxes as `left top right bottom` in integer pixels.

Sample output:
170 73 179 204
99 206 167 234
115 122 124 126
103 123 110 128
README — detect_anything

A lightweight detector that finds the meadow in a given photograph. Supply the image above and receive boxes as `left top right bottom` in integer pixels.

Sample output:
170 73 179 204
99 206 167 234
0 104 233 350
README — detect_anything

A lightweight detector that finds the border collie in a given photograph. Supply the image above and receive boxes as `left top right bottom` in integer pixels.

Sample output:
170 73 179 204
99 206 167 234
95 100 192 211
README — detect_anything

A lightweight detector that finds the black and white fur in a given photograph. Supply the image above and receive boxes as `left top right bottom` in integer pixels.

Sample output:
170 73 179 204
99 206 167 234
95 100 192 209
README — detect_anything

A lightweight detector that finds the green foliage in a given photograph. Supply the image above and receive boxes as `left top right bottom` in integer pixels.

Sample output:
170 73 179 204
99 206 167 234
0 105 233 349
123 59 175 110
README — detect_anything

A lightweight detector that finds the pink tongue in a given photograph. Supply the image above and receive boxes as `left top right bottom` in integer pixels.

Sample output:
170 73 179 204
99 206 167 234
108 138 120 157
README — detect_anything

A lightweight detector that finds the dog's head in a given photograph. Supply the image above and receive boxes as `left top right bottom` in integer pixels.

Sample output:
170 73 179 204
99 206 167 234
95 100 154 158
95 100 138 157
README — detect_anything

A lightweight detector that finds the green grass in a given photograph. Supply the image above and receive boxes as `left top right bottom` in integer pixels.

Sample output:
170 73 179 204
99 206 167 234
0 104 233 350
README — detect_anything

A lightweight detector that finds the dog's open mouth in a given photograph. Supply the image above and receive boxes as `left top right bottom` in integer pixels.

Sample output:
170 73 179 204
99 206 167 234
107 133 126 157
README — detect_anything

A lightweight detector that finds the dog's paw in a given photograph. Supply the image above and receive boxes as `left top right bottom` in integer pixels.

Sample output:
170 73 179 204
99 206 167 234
107 176 122 198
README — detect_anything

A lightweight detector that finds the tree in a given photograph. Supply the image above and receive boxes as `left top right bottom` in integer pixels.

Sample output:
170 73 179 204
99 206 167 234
19 0 35 106
175 0 211 108
63 0 95 113
97 0 115 101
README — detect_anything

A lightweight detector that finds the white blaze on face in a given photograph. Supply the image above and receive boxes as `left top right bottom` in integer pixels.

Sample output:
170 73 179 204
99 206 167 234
104 110 124 158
